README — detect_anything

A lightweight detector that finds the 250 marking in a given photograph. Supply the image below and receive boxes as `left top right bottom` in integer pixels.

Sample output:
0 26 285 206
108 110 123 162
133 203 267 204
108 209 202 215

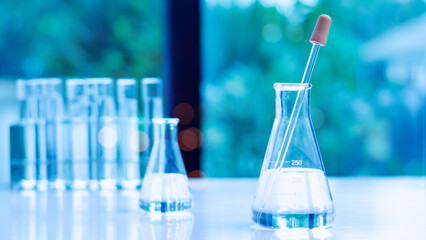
291 160 303 166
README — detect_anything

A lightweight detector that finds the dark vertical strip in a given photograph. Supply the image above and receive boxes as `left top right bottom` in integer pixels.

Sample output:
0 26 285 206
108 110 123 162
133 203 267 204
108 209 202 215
423 51 426 176
164 0 201 175
423 94 426 176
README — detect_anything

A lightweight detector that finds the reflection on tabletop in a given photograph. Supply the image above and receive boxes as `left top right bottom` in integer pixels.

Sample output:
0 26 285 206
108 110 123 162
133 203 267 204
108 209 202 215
6 190 196 240
5 189 334 240
139 212 194 240
7 190 141 240
251 228 335 240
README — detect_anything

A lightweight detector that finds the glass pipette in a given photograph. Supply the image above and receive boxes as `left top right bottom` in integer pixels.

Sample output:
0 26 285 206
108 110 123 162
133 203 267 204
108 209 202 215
274 14 332 170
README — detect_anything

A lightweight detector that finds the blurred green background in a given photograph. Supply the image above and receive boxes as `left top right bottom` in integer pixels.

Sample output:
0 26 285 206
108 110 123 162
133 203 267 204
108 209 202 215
0 0 163 78
0 0 425 180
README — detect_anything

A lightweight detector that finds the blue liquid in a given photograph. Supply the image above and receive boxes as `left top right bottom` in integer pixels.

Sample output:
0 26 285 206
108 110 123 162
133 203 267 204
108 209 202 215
252 210 334 229
10 123 37 190
252 168 335 229
139 199 192 213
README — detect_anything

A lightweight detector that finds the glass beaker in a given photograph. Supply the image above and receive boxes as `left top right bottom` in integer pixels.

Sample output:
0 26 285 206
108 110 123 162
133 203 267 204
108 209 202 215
139 118 192 213
252 83 334 229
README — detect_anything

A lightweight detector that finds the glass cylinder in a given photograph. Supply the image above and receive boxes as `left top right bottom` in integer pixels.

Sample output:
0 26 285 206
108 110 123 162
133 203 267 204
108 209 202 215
117 78 141 189
10 122 36 190
38 78 64 190
140 78 164 178
16 79 38 120
11 79 38 190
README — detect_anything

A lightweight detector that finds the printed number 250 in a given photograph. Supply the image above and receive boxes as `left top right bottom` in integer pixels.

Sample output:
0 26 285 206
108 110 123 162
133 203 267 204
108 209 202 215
291 160 303 166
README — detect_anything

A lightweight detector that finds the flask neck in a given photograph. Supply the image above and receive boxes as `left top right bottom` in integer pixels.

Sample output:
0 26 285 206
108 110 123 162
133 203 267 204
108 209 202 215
153 119 179 145
274 84 311 119
148 118 186 175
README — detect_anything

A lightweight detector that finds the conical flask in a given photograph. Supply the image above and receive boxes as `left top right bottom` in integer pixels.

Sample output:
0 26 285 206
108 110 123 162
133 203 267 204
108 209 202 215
139 118 192 212
252 83 335 229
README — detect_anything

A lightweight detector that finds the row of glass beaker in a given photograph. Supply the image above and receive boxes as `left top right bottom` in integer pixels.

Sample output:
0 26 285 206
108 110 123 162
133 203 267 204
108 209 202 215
10 77 164 190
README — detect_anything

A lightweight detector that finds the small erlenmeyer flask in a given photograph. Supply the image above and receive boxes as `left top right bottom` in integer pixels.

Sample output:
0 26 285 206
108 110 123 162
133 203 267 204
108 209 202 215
252 83 334 229
139 118 192 212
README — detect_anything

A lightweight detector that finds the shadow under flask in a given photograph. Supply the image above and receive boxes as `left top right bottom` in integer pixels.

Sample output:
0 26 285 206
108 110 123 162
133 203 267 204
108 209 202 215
252 83 335 229
139 118 192 213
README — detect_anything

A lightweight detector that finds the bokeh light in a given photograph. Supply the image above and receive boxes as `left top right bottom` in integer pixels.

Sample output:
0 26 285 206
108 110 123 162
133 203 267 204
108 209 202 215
173 103 195 125
178 128 202 152
262 24 282 43
98 126 118 149
129 130 150 152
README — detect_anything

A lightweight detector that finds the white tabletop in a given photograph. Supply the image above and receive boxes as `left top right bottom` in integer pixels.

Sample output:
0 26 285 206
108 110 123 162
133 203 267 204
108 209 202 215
1 177 426 240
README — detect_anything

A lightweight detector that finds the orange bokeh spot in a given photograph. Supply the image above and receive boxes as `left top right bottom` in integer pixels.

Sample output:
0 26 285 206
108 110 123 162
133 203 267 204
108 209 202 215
188 128 203 148
173 103 195 125
178 128 203 152
188 170 206 178
178 129 197 151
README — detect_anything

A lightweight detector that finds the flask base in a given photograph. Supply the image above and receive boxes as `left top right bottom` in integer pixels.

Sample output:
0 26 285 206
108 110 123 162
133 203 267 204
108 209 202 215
139 199 192 213
252 210 334 229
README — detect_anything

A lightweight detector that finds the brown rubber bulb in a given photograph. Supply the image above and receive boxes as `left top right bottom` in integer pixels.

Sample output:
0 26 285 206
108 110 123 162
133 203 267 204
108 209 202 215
309 14 332 46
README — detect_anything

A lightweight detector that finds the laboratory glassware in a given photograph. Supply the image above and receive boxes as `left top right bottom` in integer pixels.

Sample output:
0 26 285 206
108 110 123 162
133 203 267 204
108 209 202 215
37 78 65 190
10 124 36 190
10 80 38 189
11 79 64 190
139 118 192 212
96 78 117 189
140 78 164 177
65 78 116 189
16 79 38 119
64 78 92 189
117 78 141 189
252 83 335 229
276 15 332 177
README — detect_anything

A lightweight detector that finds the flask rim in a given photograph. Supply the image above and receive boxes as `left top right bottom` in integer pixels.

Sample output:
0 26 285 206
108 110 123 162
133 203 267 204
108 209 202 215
273 83 312 91
153 118 180 124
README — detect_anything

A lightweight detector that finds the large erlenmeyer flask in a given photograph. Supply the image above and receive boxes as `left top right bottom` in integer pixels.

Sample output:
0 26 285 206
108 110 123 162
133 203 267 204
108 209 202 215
139 118 192 212
252 83 334 229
